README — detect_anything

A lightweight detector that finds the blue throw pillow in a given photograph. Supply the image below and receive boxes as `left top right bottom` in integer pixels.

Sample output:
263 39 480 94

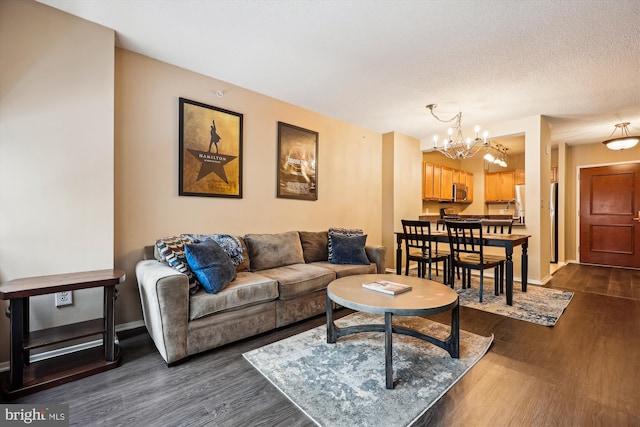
185 240 237 294
329 233 370 265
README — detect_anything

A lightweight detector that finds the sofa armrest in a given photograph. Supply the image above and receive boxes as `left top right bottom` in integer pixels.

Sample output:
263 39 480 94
365 245 387 274
135 259 190 364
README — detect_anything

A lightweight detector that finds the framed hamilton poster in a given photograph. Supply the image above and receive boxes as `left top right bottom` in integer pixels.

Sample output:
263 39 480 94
179 97 243 198
277 122 318 201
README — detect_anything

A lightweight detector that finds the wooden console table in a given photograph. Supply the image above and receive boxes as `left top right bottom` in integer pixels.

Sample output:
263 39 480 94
0 269 125 398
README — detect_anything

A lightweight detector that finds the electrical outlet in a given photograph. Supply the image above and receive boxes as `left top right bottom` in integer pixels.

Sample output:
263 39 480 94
55 291 73 307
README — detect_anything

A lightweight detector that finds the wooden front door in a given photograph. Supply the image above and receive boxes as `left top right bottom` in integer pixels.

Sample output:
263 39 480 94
580 162 640 268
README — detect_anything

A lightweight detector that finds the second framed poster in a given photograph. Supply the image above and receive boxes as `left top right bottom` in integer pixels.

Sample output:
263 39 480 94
277 122 318 201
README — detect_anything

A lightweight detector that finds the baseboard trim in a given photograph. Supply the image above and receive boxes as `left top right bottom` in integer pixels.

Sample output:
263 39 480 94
0 320 146 373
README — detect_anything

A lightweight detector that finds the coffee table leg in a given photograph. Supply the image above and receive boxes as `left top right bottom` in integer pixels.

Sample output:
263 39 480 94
450 301 460 358
385 312 393 389
326 292 336 344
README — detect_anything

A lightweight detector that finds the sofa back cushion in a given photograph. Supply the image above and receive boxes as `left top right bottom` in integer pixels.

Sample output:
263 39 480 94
244 231 305 271
299 231 328 263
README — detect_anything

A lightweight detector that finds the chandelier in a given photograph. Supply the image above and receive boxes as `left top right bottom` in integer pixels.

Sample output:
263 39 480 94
426 104 490 160
602 122 639 151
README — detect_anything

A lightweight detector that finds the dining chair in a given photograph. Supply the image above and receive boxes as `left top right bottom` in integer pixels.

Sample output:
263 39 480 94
445 220 503 302
479 219 513 293
482 219 513 235
401 220 449 282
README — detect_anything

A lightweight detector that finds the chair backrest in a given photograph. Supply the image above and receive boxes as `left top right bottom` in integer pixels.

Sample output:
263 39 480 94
401 219 435 255
482 219 513 234
445 220 484 260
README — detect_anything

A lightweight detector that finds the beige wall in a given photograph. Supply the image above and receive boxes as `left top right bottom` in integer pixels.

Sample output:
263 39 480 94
113 49 384 326
0 1 115 363
381 132 422 270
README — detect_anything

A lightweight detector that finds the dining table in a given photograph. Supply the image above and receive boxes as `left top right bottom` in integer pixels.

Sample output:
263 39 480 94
395 230 531 306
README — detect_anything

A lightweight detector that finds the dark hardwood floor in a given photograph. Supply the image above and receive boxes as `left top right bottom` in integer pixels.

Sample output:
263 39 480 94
3 263 640 426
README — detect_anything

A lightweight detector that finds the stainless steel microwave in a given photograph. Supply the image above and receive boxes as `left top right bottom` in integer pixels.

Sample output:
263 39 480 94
453 184 468 202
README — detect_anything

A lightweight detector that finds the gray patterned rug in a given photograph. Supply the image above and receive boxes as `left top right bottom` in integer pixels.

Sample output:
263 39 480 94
455 282 573 326
243 312 493 427
411 271 573 326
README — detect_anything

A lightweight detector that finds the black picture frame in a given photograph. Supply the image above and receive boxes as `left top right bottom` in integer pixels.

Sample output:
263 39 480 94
277 122 318 201
179 97 243 198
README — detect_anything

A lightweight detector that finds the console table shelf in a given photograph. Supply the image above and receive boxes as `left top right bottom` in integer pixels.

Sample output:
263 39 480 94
0 269 125 399
24 319 105 350
21 345 120 392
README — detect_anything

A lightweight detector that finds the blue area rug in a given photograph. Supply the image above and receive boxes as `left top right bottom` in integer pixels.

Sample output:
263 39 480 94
244 312 493 427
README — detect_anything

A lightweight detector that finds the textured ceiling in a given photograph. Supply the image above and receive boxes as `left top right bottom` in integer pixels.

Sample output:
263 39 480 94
39 0 640 151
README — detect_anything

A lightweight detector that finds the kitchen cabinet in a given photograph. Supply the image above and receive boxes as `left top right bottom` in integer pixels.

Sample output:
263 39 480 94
515 169 525 185
453 169 463 184
465 171 474 202
423 162 473 203
433 166 442 199
423 162 435 199
441 166 453 200
485 170 515 202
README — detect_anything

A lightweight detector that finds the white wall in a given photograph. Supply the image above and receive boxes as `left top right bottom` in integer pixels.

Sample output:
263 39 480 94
0 0 115 362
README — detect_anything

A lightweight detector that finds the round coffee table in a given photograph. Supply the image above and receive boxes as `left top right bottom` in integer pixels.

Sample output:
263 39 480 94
326 273 459 389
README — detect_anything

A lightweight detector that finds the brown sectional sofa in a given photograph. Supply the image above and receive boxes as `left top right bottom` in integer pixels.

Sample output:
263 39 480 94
135 230 386 364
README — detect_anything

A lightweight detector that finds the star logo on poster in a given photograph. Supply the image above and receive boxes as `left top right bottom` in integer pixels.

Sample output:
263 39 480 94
187 149 237 183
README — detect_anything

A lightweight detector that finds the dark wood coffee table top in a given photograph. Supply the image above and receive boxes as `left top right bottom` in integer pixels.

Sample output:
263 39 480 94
328 273 458 317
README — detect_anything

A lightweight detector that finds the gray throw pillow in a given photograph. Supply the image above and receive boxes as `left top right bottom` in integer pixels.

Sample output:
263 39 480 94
329 233 370 265
184 240 237 294
328 227 363 260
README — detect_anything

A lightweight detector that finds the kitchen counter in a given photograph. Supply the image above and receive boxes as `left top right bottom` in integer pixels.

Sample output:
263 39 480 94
418 214 525 227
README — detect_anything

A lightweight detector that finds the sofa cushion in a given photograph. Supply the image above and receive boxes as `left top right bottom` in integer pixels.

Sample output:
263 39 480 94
182 233 249 272
310 261 377 278
329 233 370 265
299 231 328 263
189 272 278 321
185 240 237 294
245 231 305 271
328 227 363 260
154 235 199 294
258 264 336 300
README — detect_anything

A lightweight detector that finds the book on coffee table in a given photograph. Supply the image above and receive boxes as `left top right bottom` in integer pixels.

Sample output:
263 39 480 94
362 280 412 295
